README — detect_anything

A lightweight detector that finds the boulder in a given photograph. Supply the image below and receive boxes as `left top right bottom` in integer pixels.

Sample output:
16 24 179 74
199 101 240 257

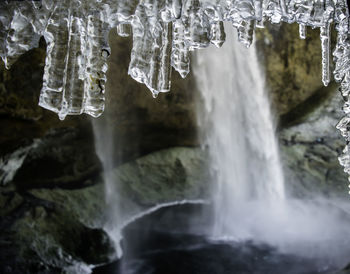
12 127 101 190
30 183 106 228
0 145 209 273
0 190 114 273
108 146 210 208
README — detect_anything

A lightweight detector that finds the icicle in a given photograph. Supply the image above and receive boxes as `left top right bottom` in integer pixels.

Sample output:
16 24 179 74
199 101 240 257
116 0 139 20
336 116 350 141
1 0 350 123
129 1 173 95
294 0 313 24
338 72 350 101
263 0 283 24
83 12 110 118
39 2 70 116
339 145 350 175
4 0 350 196
1 2 41 69
58 13 86 118
171 0 182 19
279 0 289 19
204 5 226 48
254 0 265 28
182 0 211 50
210 21 226 48
235 20 255 48
236 0 256 18
343 101 350 114
320 23 331 86
39 0 110 119
128 3 153 86
299 24 306 39
117 23 131 37
159 22 173 92
254 0 263 21
148 22 173 93
172 20 190 78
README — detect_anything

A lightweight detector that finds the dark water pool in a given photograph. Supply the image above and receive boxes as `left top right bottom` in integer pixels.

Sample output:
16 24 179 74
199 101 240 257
93 203 347 274
94 230 340 274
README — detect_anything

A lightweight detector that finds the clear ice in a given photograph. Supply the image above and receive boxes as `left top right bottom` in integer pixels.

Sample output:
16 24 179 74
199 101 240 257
2 0 350 187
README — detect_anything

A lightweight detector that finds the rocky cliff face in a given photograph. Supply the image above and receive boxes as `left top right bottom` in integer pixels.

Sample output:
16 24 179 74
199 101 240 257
0 31 205 272
256 23 326 117
279 86 347 198
0 22 348 272
100 31 199 164
256 23 348 197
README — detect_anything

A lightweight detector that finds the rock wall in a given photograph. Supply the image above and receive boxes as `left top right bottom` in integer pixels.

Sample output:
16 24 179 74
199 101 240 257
256 23 327 117
100 30 199 163
256 23 348 197
279 86 348 198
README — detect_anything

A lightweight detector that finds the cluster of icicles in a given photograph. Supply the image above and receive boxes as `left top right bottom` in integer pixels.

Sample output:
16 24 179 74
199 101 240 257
2 0 350 187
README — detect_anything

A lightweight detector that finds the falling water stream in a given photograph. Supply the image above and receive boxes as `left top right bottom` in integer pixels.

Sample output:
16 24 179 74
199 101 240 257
93 25 350 274
194 23 285 239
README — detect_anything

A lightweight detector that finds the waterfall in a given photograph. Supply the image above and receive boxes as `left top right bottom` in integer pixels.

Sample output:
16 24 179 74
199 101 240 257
193 25 350 267
92 116 124 256
194 24 285 239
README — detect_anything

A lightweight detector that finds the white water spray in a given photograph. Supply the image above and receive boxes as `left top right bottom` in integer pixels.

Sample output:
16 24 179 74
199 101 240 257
194 24 285 238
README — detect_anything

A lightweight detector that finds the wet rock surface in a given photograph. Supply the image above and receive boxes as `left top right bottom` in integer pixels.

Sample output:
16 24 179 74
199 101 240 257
0 191 114 273
99 32 200 164
279 86 348 197
109 147 210 207
29 183 106 228
12 127 102 190
256 23 331 117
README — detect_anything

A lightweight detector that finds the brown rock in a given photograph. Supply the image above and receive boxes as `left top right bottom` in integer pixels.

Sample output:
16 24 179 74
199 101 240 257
256 22 329 117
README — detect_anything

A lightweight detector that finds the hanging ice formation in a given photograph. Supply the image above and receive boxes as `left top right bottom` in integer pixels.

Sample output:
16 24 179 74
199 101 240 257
2 0 350 185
